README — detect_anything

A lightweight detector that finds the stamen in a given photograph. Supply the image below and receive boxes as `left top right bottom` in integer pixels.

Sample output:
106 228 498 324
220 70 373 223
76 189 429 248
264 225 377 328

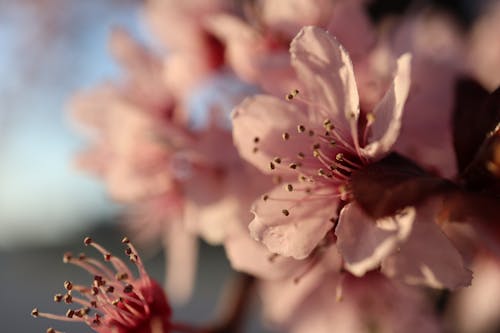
286 184 293 192
282 132 290 140
281 209 290 216
253 136 260 143
297 124 306 133
273 157 281 164
262 194 269 201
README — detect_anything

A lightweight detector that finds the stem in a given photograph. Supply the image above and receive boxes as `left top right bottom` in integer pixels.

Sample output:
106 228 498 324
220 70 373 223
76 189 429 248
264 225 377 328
170 322 208 333
206 273 255 333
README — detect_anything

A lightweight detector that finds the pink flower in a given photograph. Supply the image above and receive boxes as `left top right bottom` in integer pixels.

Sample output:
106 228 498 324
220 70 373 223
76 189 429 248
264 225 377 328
32 237 174 333
232 26 412 260
144 0 229 100
263 271 442 333
208 0 374 95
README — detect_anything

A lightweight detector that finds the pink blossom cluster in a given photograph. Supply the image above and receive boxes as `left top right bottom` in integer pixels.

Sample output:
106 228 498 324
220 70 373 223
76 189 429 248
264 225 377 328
34 1 500 332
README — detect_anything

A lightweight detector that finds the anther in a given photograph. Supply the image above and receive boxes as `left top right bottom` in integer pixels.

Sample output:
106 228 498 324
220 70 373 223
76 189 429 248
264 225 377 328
123 284 134 293
106 286 115 293
282 132 290 140
64 294 73 304
262 194 269 201
90 301 98 308
281 209 290 216
54 294 63 303
116 273 128 281
121 237 130 244
335 153 344 162
112 299 120 306
269 162 275 170
318 169 326 176
66 310 75 318
297 124 306 133
366 112 375 125
286 184 293 192
104 253 112 261
252 147 259 153
285 89 299 100
323 119 334 131
329 139 336 146
47 328 56 333
91 287 99 296
297 152 305 159
64 281 73 291
289 163 298 169
313 149 320 158
31 308 39 317
83 237 92 246
63 252 72 263
312 143 320 149
273 157 281 164
125 247 132 255
129 254 138 263
253 137 260 143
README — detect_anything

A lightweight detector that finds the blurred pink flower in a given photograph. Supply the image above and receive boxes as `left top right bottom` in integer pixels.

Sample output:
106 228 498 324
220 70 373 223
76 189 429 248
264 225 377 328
208 0 374 95
467 1 500 91
144 0 229 100
71 29 261 303
448 255 500 333
263 270 442 333
232 26 412 261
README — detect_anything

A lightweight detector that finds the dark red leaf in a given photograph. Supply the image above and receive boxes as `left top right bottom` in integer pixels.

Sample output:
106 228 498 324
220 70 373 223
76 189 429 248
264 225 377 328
453 78 500 174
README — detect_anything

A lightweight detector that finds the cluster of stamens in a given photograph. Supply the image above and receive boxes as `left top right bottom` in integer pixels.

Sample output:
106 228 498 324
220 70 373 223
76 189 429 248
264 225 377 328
32 237 155 333
251 89 366 218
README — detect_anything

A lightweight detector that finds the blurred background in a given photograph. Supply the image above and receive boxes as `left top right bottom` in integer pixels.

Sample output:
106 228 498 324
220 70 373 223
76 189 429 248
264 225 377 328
0 0 493 332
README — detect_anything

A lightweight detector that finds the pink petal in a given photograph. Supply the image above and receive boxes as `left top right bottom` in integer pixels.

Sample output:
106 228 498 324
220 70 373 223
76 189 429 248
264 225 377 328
361 53 412 159
335 203 414 276
232 95 312 175
224 225 307 280
381 200 472 290
249 182 338 259
290 26 360 146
